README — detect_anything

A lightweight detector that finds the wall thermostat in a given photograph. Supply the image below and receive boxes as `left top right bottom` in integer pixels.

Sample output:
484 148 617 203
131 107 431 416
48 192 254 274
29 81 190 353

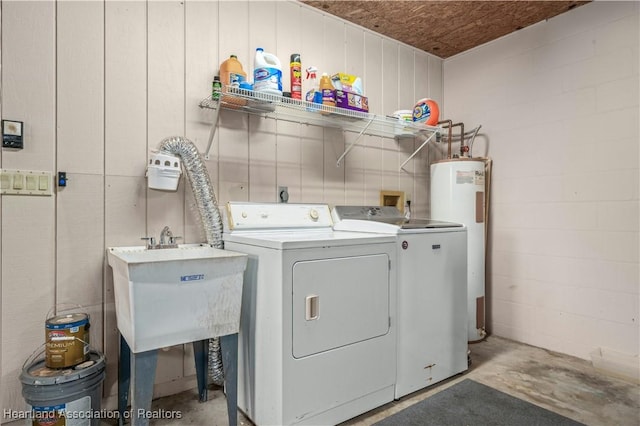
2 120 24 149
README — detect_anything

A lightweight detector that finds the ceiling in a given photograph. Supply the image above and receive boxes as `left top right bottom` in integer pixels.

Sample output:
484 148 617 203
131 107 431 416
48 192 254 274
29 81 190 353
300 1 590 58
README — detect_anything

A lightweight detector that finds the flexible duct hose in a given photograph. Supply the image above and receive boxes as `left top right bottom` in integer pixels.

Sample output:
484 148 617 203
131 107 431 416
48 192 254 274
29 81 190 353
157 136 225 386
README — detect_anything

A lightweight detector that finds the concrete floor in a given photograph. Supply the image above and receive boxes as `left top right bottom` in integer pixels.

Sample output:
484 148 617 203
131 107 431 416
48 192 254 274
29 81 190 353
143 336 638 426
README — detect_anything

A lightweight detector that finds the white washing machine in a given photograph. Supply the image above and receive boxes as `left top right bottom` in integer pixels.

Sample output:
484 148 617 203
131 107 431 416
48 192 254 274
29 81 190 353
222 202 397 426
332 206 468 399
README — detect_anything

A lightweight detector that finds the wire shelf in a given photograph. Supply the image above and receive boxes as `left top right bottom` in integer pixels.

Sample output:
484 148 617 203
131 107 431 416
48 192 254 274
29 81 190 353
199 88 440 139
198 87 441 166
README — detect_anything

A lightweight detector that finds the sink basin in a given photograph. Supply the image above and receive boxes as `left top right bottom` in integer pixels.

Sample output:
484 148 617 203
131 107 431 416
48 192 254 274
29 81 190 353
107 244 248 353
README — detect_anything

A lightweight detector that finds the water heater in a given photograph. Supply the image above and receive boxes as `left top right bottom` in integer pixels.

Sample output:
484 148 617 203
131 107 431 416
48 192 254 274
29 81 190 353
431 158 486 342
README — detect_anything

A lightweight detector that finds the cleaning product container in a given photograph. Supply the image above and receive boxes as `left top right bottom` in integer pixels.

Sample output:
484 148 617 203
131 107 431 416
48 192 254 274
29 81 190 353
290 54 302 100
392 109 414 136
413 98 440 126
253 48 282 96
21 350 106 426
146 151 182 191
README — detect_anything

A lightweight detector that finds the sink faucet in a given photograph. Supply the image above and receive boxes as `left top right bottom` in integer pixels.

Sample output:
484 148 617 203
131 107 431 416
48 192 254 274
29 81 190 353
141 226 181 249
160 226 173 246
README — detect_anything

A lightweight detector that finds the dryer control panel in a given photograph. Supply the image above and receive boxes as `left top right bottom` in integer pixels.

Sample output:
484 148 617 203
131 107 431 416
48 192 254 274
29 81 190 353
226 202 333 230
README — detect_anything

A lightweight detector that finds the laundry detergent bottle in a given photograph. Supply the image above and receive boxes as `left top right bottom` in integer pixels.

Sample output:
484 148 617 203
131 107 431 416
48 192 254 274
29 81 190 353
253 48 283 96
319 72 336 108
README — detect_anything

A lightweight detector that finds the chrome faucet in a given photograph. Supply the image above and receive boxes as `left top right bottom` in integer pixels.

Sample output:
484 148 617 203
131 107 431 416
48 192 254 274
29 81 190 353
160 226 173 246
141 226 181 249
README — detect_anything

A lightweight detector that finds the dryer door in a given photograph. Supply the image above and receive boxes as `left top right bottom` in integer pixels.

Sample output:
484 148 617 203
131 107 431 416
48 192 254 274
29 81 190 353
292 254 390 358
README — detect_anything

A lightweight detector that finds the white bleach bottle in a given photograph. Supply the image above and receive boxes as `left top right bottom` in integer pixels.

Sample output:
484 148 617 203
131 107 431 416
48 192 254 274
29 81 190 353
253 48 283 96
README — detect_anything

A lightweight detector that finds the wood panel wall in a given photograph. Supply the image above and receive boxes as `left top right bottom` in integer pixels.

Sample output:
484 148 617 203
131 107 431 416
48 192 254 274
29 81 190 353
0 0 443 416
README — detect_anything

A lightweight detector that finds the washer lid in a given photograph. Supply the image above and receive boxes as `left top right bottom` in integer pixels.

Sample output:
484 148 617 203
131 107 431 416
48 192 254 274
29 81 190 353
332 205 463 231
223 228 395 249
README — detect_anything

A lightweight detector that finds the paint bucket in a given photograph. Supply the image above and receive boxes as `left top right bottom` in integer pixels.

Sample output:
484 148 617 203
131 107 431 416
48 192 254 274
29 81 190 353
45 313 90 369
20 350 106 426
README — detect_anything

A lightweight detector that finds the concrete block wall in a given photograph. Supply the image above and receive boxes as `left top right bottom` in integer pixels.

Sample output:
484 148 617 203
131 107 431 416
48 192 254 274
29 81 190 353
0 0 442 416
444 1 639 362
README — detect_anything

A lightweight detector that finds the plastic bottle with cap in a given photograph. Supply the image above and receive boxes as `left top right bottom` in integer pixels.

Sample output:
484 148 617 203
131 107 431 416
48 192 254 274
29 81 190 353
305 66 322 109
319 72 335 109
253 48 283 96
211 76 222 100
220 54 247 89
219 55 248 108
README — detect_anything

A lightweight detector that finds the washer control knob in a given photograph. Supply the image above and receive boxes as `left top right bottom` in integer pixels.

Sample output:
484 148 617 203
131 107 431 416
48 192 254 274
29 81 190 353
241 212 248 218
309 208 319 221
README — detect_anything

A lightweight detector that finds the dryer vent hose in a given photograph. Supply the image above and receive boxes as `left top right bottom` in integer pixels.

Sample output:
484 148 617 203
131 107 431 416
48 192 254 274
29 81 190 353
157 136 225 386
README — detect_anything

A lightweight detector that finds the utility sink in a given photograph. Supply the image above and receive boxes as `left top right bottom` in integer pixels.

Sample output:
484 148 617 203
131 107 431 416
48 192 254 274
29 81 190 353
107 244 248 353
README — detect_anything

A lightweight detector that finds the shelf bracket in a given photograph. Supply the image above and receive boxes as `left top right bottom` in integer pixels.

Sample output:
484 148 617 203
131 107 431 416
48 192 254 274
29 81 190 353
204 98 221 160
336 117 374 167
399 131 438 171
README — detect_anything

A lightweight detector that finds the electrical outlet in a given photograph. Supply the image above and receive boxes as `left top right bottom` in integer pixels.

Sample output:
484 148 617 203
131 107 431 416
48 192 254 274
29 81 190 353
278 186 289 203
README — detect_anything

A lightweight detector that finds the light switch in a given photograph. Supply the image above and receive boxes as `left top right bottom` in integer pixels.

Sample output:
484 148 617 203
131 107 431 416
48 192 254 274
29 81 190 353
26 175 37 191
13 173 24 190
0 169 52 196
39 175 49 191
0 173 9 190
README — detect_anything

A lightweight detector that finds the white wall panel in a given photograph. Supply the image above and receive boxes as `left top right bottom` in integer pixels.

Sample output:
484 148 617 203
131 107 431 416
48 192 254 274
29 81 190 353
185 0 219 244
104 175 147 397
218 1 249 204
320 14 346 205
363 32 384 205
248 1 277 202
300 125 324 203
1 198 55 415
248 116 277 202
147 0 185 238
275 122 302 202
299 6 326 202
381 40 399 191
146 0 187 386
1 1 56 417
57 1 104 174
105 1 147 177
343 25 366 206
0 0 446 408
323 127 345 205
56 174 104 308
218 111 250 204
275 1 303 201
1 1 56 172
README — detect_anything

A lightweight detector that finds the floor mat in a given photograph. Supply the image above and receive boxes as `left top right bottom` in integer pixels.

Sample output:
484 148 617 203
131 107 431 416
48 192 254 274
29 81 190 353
373 379 585 426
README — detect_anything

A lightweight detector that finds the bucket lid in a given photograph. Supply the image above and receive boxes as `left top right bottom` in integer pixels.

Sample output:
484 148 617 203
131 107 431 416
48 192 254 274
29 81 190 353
20 350 105 386
46 313 89 329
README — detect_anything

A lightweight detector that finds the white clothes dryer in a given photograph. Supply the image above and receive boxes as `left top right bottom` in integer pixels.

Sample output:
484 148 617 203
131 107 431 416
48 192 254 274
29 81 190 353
332 205 468 399
222 202 397 425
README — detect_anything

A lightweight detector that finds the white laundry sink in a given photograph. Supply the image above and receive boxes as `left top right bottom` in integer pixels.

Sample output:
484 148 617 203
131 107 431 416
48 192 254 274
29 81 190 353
107 244 248 353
